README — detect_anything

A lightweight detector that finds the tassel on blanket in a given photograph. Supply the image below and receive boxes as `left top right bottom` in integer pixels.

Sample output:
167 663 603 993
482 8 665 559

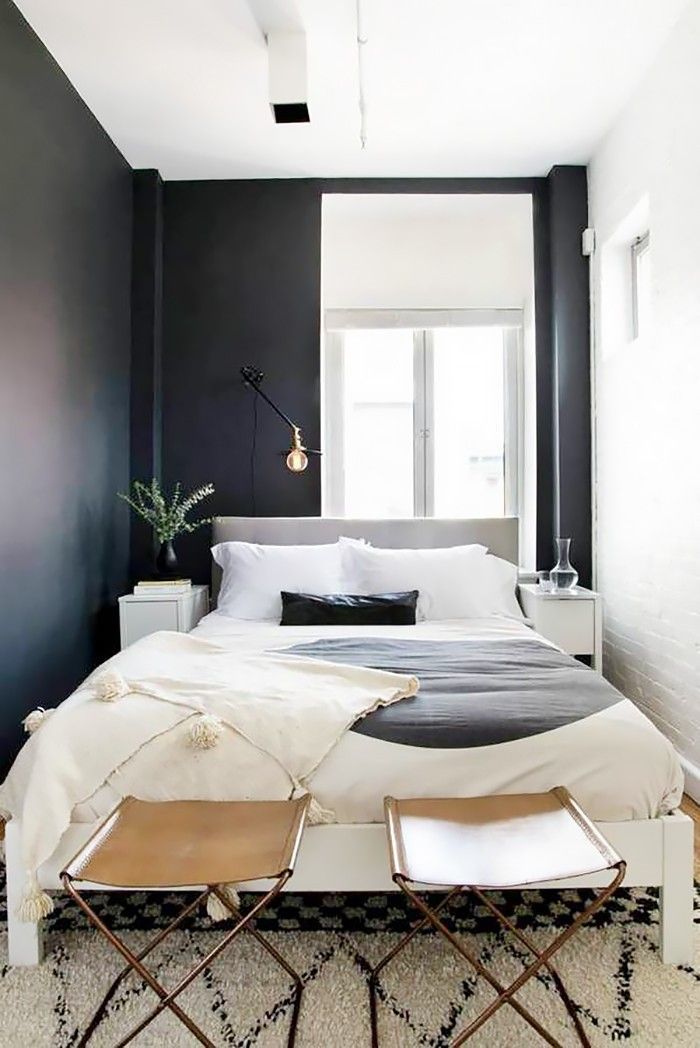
291 780 335 825
18 874 54 923
22 707 55 734
189 713 223 749
207 883 241 921
306 795 336 825
94 670 130 702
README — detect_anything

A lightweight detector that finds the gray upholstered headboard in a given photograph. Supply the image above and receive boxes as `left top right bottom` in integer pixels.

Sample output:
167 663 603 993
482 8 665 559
210 517 519 603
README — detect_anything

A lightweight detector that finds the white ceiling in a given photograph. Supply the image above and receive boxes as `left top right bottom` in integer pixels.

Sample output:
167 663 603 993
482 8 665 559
15 0 692 180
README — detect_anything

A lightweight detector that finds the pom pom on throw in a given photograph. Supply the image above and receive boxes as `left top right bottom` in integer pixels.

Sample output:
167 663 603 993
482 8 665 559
189 713 223 749
306 794 336 825
290 779 335 826
22 707 55 734
94 670 130 703
207 884 241 922
18 875 54 922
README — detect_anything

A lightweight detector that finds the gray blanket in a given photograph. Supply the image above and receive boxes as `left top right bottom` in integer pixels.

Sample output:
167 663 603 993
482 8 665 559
281 637 622 748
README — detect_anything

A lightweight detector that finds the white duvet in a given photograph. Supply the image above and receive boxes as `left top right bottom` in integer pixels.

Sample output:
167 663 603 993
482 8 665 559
70 613 683 827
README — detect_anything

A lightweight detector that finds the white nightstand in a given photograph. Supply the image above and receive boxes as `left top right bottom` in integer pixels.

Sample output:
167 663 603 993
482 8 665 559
518 584 602 671
118 585 209 649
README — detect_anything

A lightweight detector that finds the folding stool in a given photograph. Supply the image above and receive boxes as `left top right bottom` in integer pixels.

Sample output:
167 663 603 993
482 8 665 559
369 787 625 1047
62 795 310 1047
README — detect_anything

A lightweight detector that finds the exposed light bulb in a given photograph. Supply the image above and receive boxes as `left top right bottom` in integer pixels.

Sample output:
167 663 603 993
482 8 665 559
286 426 308 472
286 447 308 473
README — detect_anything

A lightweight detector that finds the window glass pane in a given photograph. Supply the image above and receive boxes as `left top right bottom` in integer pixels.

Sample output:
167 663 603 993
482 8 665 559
432 327 505 517
342 329 414 517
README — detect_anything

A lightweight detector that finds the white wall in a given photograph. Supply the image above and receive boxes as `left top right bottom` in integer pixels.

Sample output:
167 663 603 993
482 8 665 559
322 194 534 311
589 0 700 796
321 193 537 566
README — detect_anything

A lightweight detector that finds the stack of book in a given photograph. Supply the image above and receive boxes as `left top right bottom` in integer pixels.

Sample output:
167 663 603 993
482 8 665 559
133 579 192 596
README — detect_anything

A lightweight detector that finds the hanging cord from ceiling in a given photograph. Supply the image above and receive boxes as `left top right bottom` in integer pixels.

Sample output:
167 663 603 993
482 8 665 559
250 387 258 516
356 0 368 149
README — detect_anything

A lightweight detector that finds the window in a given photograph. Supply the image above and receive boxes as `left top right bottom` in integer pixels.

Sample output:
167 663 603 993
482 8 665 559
631 231 650 341
322 311 522 519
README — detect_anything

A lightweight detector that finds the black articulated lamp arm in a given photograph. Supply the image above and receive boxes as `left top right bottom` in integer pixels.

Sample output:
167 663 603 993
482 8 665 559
240 365 321 473
240 366 299 431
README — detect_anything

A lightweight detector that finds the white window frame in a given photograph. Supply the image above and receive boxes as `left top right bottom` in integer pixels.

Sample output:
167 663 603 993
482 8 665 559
322 309 523 520
631 231 650 341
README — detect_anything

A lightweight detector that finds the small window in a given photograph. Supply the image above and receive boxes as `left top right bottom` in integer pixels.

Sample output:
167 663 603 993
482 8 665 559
322 312 521 519
631 232 650 341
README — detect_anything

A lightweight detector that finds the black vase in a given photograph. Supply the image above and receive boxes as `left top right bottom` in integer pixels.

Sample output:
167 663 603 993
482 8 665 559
155 540 179 579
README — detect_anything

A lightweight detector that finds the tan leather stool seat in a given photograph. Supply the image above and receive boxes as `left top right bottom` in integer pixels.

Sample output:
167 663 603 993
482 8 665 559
65 797 308 888
385 788 621 888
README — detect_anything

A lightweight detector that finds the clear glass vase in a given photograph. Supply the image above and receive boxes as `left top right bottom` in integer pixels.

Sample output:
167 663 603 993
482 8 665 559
549 537 578 591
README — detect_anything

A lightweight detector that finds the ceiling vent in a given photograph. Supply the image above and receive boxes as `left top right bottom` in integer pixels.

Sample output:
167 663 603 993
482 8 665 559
267 31 310 123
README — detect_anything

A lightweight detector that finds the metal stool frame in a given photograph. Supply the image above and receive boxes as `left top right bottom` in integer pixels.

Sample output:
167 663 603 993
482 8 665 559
62 873 304 1048
369 863 626 1048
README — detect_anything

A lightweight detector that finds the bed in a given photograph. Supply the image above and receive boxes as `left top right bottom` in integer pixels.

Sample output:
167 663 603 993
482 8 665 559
4 517 693 967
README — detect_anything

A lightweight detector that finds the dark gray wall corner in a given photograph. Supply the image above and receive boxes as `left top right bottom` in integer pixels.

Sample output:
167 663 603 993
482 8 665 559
547 165 591 587
531 179 555 572
130 169 164 578
0 0 132 774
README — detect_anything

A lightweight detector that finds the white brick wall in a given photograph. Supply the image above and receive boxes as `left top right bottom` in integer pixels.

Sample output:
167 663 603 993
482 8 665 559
589 0 700 796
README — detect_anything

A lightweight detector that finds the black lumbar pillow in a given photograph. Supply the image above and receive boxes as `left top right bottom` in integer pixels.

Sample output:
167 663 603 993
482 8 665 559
280 591 419 626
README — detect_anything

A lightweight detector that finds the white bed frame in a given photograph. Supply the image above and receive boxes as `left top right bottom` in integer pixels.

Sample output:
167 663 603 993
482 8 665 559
5 517 694 967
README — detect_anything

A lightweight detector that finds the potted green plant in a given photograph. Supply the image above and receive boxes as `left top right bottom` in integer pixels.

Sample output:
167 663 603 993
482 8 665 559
118 479 215 578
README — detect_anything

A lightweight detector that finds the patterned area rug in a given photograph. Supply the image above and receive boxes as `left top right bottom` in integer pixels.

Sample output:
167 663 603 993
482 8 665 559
1 886 698 1046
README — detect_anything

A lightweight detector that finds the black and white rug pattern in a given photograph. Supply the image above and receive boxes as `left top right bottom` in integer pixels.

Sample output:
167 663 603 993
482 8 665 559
1 885 698 1046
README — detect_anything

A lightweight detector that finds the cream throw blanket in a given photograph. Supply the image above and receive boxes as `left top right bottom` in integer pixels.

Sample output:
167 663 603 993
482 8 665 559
0 630 418 921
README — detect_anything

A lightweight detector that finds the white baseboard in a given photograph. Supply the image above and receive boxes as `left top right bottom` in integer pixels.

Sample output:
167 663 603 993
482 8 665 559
680 754 700 804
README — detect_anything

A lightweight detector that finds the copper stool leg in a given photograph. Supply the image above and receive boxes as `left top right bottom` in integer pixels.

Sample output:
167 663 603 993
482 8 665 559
369 887 462 1048
65 872 303 1047
211 885 305 1046
399 881 563 1048
448 865 626 1047
77 888 210 1046
471 888 589 1045
369 863 625 1048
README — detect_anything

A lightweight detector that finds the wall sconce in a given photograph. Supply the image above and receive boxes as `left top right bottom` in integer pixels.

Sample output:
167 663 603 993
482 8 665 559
241 366 320 474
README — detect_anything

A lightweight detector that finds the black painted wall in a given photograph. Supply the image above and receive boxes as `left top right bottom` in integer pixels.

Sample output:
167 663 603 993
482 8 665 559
532 180 555 572
0 1 132 773
160 176 561 583
548 166 591 587
130 169 164 578
161 179 325 580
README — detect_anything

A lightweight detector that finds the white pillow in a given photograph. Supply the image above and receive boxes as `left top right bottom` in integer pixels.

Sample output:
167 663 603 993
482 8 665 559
339 539 489 621
212 541 345 621
462 554 525 621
